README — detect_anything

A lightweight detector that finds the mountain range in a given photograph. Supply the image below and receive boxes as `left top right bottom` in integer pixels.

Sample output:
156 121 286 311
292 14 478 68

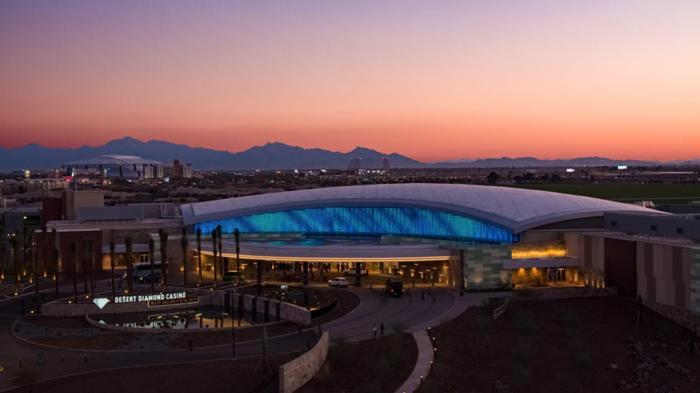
0 137 697 171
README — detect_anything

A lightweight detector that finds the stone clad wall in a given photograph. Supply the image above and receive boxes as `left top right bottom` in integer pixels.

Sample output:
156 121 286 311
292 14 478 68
463 245 510 290
279 332 329 393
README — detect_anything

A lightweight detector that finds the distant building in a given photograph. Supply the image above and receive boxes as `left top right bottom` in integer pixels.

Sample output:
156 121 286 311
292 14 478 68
171 160 193 179
63 155 162 180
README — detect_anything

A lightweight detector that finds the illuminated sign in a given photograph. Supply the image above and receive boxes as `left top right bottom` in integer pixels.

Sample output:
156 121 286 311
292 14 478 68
114 291 188 304
93 297 110 309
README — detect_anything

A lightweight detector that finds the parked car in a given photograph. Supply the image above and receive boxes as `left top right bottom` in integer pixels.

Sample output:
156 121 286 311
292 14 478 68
328 277 349 288
223 271 245 283
385 278 404 297
123 262 163 283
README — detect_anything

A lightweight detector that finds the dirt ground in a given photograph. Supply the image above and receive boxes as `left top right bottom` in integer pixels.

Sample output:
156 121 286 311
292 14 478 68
298 333 418 393
7 355 296 393
418 296 700 393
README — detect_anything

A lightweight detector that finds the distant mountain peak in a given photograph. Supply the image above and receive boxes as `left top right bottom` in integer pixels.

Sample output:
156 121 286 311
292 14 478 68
0 136 682 172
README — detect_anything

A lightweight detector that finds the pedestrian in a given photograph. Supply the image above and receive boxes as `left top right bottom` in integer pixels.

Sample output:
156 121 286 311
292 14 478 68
380 322 385 336
373 324 378 338
421 290 425 301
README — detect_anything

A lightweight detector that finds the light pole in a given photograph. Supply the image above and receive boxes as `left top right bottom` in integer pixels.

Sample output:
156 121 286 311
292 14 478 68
109 241 116 300
181 226 188 288
211 228 218 289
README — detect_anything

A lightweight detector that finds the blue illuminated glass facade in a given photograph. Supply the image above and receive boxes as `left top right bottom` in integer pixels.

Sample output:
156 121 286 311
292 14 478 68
195 206 516 244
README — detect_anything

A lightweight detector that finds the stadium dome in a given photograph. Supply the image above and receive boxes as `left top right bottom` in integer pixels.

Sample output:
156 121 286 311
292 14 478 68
181 184 662 244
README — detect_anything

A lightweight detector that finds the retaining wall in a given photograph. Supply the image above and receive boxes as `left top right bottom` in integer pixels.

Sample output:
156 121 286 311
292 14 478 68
232 293 311 326
514 286 617 301
40 291 311 326
643 300 700 336
41 294 214 316
279 332 329 393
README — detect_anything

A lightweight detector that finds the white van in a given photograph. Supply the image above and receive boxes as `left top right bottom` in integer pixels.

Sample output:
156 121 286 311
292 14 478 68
123 262 163 283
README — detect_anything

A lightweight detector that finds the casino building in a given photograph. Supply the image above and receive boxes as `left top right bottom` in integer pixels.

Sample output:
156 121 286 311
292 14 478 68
35 184 700 321
180 184 679 294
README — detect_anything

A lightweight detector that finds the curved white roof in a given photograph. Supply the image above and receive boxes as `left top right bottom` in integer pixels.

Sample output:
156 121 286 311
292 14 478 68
181 183 664 232
65 155 161 166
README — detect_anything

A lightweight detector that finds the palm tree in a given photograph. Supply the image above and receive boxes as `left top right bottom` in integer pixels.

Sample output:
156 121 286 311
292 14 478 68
196 228 202 286
211 228 218 289
234 228 241 287
109 240 116 300
70 242 78 302
85 240 94 297
10 232 19 294
159 229 169 292
216 225 223 282
33 240 39 301
149 238 155 292
0 225 5 282
41 226 47 278
82 240 90 295
125 237 133 293
52 227 58 297
181 227 188 288
22 226 31 282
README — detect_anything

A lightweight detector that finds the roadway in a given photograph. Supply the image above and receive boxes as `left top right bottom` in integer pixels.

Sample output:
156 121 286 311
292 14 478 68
0 281 469 392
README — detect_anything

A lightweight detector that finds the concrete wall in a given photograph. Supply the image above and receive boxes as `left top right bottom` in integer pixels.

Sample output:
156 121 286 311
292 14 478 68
564 233 608 287
690 248 700 315
279 332 329 393
566 233 699 315
232 293 311 326
636 242 692 311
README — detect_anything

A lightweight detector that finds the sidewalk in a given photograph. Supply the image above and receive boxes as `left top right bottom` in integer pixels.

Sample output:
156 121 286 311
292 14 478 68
394 330 433 393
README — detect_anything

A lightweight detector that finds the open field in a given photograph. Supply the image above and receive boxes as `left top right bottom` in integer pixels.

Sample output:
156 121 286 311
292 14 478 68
513 183 700 203
418 297 700 393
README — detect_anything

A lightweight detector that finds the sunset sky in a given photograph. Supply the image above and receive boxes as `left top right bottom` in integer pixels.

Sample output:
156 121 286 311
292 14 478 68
1 1 698 162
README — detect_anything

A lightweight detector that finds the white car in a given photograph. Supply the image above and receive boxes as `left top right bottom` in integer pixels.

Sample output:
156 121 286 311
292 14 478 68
328 277 349 288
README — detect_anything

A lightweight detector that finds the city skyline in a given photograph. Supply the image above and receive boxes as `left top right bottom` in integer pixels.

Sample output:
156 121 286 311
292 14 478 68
1 0 699 161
